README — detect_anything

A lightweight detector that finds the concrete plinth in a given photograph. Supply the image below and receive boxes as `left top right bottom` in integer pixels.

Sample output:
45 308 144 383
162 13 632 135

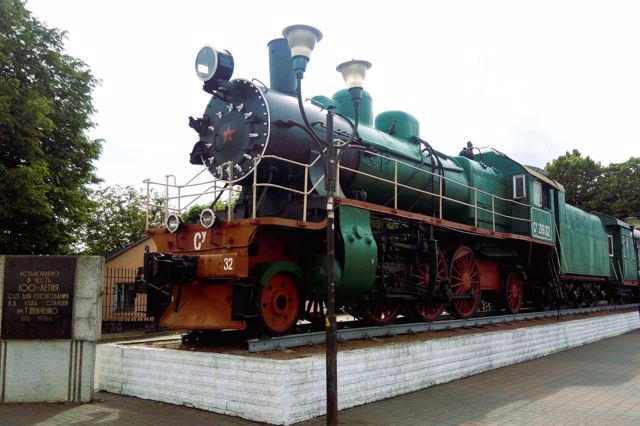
96 311 640 425
0 256 103 403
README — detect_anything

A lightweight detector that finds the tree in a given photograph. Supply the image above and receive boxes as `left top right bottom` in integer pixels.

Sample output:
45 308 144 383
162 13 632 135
0 0 101 254
81 185 163 256
181 195 237 224
592 157 640 219
545 149 603 211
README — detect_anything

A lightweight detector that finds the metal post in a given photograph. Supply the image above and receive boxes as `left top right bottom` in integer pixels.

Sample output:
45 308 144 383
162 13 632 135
144 179 150 230
252 158 258 219
492 196 496 232
335 155 341 195
394 160 398 211
227 162 233 222
177 187 181 214
474 189 478 228
325 105 338 426
164 175 170 222
439 176 444 219
303 166 309 222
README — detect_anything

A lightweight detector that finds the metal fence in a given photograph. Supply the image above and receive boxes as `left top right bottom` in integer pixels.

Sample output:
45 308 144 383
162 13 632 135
102 267 155 332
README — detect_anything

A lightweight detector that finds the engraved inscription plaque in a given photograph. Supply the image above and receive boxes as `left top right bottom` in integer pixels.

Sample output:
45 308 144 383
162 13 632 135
2 257 76 339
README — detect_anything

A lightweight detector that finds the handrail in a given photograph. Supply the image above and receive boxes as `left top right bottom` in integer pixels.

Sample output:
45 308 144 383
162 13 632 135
143 147 541 235
336 148 537 228
337 163 532 224
250 153 324 220
354 148 531 208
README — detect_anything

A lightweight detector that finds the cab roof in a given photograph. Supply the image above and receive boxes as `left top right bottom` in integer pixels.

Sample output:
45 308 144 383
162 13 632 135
523 165 565 193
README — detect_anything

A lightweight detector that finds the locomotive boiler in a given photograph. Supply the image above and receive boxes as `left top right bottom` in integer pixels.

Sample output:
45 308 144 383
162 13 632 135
140 25 640 337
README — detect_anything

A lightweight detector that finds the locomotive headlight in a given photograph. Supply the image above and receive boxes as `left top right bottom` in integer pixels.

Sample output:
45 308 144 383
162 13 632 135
199 209 216 229
195 45 234 82
165 213 183 233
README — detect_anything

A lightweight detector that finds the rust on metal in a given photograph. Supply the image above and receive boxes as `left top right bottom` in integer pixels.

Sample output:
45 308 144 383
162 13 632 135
160 282 246 330
477 260 501 291
560 273 608 282
259 272 300 333
197 253 242 278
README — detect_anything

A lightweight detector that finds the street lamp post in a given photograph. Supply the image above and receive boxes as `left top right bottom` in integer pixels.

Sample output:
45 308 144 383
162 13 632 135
283 25 371 426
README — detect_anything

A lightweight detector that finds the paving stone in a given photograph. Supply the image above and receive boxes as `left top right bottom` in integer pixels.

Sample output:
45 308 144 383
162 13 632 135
1 329 640 425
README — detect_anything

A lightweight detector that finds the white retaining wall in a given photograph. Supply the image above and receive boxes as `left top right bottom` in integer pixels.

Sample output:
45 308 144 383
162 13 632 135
96 312 640 425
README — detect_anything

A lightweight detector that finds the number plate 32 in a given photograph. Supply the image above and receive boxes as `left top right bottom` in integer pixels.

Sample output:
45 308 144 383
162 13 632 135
196 254 238 277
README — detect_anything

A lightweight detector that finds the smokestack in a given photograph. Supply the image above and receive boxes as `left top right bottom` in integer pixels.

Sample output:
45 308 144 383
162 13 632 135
268 38 296 96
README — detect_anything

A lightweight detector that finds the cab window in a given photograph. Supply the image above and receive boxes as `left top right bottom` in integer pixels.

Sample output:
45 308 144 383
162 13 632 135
533 181 542 207
608 235 614 257
513 175 526 199
533 181 551 209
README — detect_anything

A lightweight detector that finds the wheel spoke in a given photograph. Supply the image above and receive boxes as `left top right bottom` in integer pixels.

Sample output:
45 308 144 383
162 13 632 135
363 301 399 325
504 271 523 314
448 247 480 319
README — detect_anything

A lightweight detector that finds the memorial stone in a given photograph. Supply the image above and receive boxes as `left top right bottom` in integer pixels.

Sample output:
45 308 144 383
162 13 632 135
0 256 103 403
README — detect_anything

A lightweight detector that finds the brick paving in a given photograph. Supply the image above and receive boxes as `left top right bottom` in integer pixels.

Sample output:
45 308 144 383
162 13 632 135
1 330 639 425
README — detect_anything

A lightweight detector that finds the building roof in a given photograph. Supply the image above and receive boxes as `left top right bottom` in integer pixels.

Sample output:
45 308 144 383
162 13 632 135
105 236 151 262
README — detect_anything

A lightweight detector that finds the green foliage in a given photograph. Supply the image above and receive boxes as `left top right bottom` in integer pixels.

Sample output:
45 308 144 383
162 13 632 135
592 158 640 220
182 203 209 224
181 195 236 224
546 150 639 221
80 185 163 257
545 149 603 212
0 0 101 254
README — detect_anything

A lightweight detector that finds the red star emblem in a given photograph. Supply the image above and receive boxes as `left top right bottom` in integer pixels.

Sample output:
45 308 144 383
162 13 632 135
223 127 235 143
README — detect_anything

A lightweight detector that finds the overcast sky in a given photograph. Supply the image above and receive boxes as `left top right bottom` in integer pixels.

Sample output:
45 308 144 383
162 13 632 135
27 0 640 189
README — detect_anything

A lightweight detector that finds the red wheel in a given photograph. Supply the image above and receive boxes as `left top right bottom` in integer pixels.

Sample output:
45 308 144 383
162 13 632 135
259 273 300 335
448 246 481 318
361 301 400 326
410 252 447 321
504 270 523 314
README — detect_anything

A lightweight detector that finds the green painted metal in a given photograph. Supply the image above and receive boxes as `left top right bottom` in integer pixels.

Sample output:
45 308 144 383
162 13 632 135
311 95 335 109
260 80 557 241
597 214 638 281
375 111 420 142
342 124 471 217
268 38 296 96
621 227 637 281
557 204 609 276
471 149 560 241
304 253 343 299
258 261 303 286
531 207 554 242
332 89 373 126
335 205 377 302
302 206 376 302
449 155 507 229
252 79 562 242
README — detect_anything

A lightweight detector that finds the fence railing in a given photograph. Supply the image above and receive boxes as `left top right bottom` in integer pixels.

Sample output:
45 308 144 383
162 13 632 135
102 267 154 331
